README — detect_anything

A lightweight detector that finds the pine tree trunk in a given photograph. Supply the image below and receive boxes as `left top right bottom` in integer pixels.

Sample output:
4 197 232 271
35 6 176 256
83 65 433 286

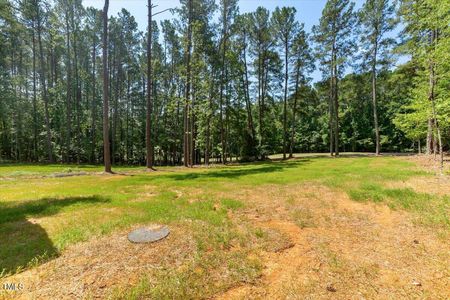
65 9 72 162
225 69 230 162
219 10 228 164
372 44 380 155
205 88 212 166
428 29 443 172
91 37 97 163
333 56 339 156
257 45 263 154
191 84 196 166
36 3 53 162
283 40 288 160
32 23 38 161
71 6 81 164
329 75 334 156
102 0 112 173
146 0 153 169
289 64 300 159
242 38 256 144
426 119 432 154
183 0 193 167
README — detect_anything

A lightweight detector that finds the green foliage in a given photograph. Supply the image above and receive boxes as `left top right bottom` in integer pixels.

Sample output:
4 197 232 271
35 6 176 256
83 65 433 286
312 0 356 75
357 0 397 71
0 0 448 164
393 0 450 150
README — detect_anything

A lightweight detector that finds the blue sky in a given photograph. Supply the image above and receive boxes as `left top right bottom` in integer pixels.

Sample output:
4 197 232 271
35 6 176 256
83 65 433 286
82 0 351 33
82 0 404 82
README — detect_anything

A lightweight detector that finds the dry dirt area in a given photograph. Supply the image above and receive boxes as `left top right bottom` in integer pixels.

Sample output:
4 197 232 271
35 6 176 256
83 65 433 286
392 155 450 195
1 181 449 299
218 184 449 299
1 224 197 299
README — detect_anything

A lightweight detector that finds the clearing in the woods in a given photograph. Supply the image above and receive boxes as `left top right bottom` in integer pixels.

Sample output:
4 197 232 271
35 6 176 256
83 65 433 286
0 154 449 299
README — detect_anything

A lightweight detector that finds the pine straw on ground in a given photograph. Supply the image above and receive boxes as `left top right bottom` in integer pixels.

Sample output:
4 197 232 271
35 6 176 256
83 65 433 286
218 184 449 299
1 224 197 299
400 154 450 175
386 154 450 195
1 175 449 299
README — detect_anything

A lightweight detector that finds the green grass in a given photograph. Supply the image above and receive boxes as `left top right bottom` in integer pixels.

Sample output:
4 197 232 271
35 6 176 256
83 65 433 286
349 183 450 227
0 155 447 283
0 163 144 177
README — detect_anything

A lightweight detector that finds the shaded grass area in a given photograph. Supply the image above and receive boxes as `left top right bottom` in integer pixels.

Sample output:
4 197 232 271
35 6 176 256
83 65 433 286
0 196 108 275
0 155 447 283
0 196 109 224
0 163 141 178
0 190 243 275
0 164 100 178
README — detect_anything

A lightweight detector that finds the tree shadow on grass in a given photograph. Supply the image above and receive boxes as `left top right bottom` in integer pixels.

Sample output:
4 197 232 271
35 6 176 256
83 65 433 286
0 196 109 276
164 159 310 181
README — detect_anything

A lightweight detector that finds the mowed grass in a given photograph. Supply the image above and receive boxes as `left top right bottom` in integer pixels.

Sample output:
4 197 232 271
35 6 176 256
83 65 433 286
0 155 448 293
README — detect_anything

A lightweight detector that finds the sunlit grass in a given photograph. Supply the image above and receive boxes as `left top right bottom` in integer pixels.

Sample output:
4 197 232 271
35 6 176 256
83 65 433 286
349 184 450 227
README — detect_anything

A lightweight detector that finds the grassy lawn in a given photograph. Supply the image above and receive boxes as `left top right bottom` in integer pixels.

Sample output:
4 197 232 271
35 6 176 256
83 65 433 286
0 155 448 298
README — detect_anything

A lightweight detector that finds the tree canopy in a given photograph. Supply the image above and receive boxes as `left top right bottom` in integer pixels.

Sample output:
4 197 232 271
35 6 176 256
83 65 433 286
0 0 448 166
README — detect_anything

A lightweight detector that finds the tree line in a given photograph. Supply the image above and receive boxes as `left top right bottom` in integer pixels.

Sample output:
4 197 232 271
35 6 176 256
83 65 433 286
0 0 448 169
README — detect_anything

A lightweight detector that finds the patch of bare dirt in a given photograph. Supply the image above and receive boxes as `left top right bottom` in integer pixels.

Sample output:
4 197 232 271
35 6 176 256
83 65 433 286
130 185 200 202
386 154 450 195
216 184 450 299
386 175 450 196
132 184 158 200
400 154 450 175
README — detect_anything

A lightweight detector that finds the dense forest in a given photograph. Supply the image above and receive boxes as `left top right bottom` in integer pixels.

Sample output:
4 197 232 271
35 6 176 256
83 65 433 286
0 0 448 168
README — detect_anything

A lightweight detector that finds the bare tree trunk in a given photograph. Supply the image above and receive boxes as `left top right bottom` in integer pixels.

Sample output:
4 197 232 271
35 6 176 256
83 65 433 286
126 71 130 163
146 0 153 169
36 1 53 162
71 3 81 164
261 54 269 158
219 9 228 164
372 43 380 155
429 29 443 173
257 45 263 154
283 40 288 160
91 35 97 163
65 9 72 162
112 53 119 165
333 55 339 157
242 38 256 144
328 75 334 156
190 84 195 166
289 64 300 159
426 118 433 155
205 92 211 166
183 0 193 167
183 102 188 166
225 69 230 162
102 0 112 173
32 23 38 161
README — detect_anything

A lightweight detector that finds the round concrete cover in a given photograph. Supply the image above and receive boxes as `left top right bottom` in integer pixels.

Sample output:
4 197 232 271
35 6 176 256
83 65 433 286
128 225 170 243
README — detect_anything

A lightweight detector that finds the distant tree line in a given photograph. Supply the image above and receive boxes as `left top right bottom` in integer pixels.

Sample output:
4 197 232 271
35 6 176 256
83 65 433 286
0 0 448 167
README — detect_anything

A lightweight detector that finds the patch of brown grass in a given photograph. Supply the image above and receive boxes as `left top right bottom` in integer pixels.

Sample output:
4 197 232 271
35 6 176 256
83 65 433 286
216 183 450 299
1 223 196 299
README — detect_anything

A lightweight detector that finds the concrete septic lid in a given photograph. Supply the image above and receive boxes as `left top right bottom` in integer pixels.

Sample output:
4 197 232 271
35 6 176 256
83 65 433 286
128 224 170 243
